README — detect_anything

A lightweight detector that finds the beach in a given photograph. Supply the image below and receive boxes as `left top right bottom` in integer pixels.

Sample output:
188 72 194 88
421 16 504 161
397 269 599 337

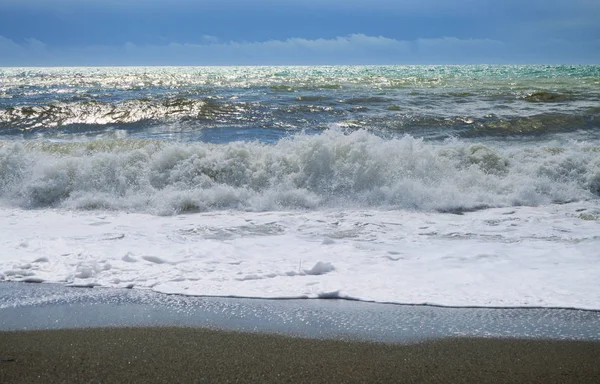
2 282 600 383
2 327 600 383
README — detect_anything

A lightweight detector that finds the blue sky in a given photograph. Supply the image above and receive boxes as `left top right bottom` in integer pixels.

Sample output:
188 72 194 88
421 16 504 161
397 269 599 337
0 0 598 66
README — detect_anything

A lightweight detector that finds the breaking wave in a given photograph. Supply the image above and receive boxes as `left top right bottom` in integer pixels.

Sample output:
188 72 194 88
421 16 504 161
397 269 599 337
1 129 598 215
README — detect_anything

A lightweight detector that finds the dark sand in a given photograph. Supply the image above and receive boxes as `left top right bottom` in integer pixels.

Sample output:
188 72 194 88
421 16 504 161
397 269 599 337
1 327 599 383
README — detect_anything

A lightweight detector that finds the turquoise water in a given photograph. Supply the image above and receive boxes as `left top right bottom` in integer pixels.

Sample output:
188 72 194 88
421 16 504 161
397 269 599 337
1 65 599 142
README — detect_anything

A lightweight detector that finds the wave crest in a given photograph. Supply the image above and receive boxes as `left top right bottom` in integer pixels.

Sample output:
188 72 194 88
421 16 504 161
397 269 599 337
0 129 598 214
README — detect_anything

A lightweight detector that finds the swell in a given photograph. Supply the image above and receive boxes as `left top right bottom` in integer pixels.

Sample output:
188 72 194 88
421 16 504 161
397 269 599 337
2 98 598 140
0 129 598 215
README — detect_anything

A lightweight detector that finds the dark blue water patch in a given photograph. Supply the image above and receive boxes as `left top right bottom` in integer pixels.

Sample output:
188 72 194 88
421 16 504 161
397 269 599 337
2 118 597 146
1 282 599 343
0 120 159 140
143 125 324 144
0 122 325 145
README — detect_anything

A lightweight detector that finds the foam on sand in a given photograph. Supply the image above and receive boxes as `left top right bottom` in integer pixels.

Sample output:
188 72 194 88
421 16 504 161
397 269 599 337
1 201 598 309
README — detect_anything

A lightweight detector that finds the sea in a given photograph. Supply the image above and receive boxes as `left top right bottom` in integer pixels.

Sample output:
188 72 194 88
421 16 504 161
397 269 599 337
1 65 599 309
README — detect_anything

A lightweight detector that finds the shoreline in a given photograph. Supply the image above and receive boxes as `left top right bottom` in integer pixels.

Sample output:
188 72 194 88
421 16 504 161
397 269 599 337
2 282 600 343
7 280 600 312
2 327 600 383
2 281 600 382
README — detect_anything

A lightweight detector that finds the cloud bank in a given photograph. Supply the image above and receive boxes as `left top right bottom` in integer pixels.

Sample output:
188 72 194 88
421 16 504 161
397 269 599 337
0 34 597 66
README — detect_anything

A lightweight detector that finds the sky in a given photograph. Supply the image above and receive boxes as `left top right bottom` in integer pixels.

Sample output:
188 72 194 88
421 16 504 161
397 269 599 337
0 0 598 66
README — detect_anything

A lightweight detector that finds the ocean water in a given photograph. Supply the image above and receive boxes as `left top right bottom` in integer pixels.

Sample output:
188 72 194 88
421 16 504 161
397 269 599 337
1 65 599 309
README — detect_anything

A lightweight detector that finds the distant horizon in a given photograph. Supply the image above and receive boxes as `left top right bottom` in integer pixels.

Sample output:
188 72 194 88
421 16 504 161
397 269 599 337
1 62 599 69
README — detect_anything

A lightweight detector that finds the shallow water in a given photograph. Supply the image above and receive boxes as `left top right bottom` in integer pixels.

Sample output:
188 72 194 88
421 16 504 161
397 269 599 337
1 283 599 343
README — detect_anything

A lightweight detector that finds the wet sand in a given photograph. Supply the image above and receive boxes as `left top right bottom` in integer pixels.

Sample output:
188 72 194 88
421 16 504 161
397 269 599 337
1 327 599 383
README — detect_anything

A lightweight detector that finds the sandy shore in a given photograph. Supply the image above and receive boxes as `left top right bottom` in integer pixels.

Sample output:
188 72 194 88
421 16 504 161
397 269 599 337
1 327 599 383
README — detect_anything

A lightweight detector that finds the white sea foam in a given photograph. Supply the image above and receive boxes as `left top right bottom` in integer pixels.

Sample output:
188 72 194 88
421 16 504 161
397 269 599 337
1 129 598 214
0 202 598 309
